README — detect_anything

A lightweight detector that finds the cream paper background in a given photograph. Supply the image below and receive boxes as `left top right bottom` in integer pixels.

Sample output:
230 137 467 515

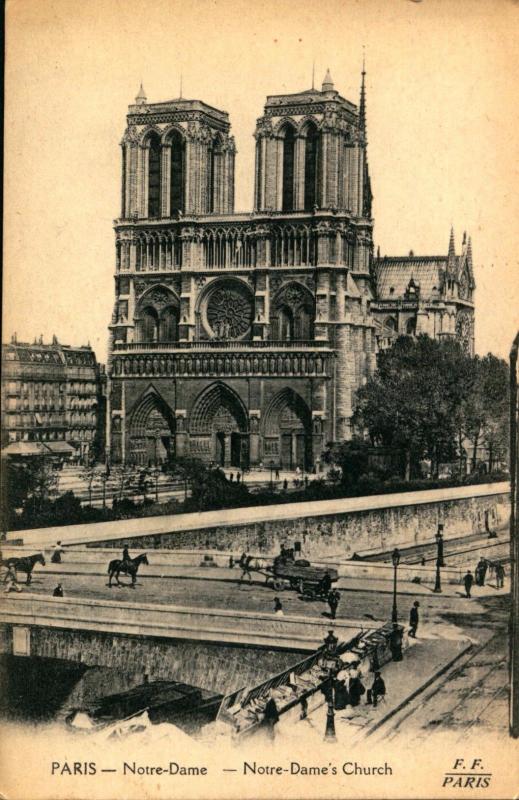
2 0 519 797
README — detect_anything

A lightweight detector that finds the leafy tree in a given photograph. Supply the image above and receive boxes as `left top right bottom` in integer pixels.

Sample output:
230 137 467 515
353 336 474 479
462 354 509 472
322 439 371 488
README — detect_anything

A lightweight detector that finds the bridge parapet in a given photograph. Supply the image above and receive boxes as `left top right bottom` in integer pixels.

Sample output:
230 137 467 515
0 594 374 652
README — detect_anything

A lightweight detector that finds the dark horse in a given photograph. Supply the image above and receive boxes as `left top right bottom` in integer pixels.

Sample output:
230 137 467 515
108 553 149 588
1 553 46 585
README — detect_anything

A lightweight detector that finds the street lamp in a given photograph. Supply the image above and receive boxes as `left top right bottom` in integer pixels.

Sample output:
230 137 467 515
322 630 339 742
436 524 445 566
391 548 401 623
324 669 337 742
270 460 275 489
434 526 445 593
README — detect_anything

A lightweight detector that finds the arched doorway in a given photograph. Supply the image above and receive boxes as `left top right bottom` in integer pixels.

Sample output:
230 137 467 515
263 389 312 470
128 391 175 466
190 383 249 468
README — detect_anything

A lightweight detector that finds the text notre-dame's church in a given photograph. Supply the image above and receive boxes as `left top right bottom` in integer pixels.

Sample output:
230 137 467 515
107 70 475 468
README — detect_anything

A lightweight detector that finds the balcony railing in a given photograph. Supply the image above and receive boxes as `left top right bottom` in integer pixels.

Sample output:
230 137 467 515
112 339 330 352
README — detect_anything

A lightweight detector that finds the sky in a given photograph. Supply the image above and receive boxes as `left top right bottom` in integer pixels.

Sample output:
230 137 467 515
4 0 519 363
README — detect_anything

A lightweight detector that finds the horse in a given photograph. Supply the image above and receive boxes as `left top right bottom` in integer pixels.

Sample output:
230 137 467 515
1 553 46 585
108 553 149 588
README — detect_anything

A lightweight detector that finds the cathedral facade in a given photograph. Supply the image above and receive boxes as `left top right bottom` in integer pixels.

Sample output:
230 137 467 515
106 71 475 468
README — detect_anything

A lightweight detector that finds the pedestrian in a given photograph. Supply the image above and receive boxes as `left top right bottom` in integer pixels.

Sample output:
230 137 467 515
495 563 505 589
328 588 340 620
283 478 288 491
300 695 308 720
262 697 279 740
475 557 487 586
321 572 332 597
463 569 474 598
274 596 284 615
52 583 64 598
389 624 403 661
236 472 241 484
334 678 349 710
229 472 234 482
348 663 365 707
3 565 22 594
51 540 64 564
366 671 386 708
409 600 420 638
275 468 280 480
229 555 234 569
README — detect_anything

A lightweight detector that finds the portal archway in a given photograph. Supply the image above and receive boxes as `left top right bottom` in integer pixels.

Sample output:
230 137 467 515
128 390 175 466
189 383 249 468
263 389 312 470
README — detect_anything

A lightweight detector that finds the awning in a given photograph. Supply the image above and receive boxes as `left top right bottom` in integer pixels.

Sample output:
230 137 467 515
1 441 50 457
44 441 76 454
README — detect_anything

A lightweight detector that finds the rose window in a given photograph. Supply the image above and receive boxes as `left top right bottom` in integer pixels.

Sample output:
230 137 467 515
206 284 253 339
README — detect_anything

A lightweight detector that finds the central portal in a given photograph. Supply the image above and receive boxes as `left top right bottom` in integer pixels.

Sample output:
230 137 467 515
190 383 249 469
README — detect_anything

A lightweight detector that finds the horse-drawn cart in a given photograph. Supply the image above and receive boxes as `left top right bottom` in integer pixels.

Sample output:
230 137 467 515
265 558 338 599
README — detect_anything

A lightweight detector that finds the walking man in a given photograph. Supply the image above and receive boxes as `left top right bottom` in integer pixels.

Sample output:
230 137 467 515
3 565 22 594
328 588 340 620
409 600 420 638
366 672 386 708
495 563 505 589
463 569 474 598
273 596 284 616
475 557 487 586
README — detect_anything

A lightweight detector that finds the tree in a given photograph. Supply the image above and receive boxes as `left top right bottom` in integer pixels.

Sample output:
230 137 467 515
463 354 509 473
353 336 474 479
322 439 371 488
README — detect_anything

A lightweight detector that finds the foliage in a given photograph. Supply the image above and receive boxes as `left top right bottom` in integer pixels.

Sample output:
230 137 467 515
352 336 509 478
322 439 371 488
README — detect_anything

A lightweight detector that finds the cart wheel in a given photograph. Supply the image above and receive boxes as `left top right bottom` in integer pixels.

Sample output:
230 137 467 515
274 579 285 591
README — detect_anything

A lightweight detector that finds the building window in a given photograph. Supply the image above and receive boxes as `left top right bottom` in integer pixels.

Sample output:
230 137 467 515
170 130 185 214
137 306 159 342
147 133 161 217
281 126 296 213
406 317 416 335
304 123 319 211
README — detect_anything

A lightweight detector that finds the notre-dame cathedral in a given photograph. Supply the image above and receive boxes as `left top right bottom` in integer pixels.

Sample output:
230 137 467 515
107 70 475 468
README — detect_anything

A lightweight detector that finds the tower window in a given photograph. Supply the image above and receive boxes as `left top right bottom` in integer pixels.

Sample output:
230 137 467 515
170 130 185 215
304 123 319 211
282 126 295 213
147 133 161 218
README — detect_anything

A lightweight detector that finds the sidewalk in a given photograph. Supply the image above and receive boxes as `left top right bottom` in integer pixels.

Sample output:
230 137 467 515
276 634 474 745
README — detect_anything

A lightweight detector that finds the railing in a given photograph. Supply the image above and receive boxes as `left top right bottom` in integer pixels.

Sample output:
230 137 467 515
112 339 330 352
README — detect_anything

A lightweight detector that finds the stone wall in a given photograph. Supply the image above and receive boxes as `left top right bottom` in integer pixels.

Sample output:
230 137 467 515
0 626 302 695
97 490 510 561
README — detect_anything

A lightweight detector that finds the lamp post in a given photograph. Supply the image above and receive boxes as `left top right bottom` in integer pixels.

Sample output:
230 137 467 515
322 630 339 742
324 669 337 742
434 526 445 593
391 548 401 623
270 460 275 490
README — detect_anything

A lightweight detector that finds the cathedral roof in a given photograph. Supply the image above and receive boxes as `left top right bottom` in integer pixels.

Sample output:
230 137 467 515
374 256 450 300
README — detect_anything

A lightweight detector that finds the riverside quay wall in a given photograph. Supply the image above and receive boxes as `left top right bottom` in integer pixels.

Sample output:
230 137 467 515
8 483 510 561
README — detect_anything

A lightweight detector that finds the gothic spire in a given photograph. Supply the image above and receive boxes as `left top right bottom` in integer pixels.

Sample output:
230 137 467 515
322 68 334 92
447 226 456 271
135 82 147 104
359 60 367 138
